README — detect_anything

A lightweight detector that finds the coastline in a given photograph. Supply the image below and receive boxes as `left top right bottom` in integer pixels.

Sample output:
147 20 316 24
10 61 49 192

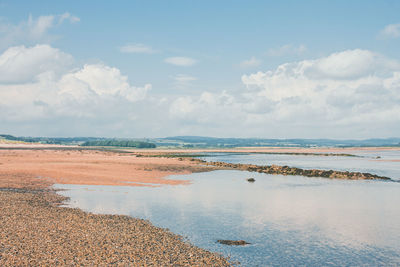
0 148 219 187
0 147 230 266
0 188 230 266
1 145 398 265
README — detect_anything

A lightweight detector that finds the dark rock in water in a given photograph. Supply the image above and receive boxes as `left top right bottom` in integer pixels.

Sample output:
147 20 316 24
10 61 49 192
205 160 391 180
376 156 381 159
217 240 250 246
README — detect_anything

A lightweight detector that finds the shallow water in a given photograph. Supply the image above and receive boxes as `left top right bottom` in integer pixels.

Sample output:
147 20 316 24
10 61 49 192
56 169 400 266
201 150 400 181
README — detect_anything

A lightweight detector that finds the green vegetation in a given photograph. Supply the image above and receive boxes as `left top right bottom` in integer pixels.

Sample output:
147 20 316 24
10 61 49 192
81 140 156 148
0 134 101 145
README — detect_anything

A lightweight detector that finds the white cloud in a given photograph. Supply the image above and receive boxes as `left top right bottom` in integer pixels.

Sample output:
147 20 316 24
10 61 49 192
170 91 238 125
119 44 157 54
27 14 55 39
59 64 150 102
380 23 400 39
0 13 80 48
0 44 73 83
1 45 400 138
59 12 80 24
164 57 197 66
240 56 261 68
267 44 307 57
0 45 151 125
169 49 400 138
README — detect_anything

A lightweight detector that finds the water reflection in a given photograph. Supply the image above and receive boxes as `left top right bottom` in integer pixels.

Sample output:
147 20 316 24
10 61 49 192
56 170 400 266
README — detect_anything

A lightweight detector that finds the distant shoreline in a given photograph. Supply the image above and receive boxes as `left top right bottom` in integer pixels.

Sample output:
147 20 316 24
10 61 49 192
1 142 400 151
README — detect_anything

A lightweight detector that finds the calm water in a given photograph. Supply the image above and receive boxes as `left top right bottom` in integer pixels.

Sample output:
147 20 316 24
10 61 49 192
201 150 400 181
56 167 400 266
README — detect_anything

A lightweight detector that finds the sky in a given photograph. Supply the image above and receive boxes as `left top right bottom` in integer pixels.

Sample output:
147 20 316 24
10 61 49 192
0 0 400 138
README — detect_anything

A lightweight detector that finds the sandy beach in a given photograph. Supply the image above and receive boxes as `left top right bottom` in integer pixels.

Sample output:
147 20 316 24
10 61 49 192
0 148 218 187
0 147 229 266
1 145 399 265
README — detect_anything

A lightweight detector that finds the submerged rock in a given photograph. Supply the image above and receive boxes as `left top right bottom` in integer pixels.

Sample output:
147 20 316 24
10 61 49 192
246 178 255 182
217 240 250 246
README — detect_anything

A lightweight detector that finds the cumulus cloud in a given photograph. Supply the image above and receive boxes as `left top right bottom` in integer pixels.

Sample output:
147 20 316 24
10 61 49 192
0 44 73 83
58 64 150 102
119 44 157 54
164 57 197 66
267 44 307 57
0 45 151 127
379 23 400 39
1 44 400 138
169 49 400 138
240 56 261 68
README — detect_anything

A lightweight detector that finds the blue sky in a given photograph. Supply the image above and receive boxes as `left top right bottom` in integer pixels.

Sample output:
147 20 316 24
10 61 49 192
0 1 400 138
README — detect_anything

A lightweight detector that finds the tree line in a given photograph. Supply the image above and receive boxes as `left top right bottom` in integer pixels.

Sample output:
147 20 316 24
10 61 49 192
80 140 156 148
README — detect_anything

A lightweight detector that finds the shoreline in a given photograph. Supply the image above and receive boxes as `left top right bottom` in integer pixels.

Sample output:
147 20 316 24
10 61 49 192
0 187 230 266
1 145 398 264
0 149 219 187
1 146 395 188
0 148 230 266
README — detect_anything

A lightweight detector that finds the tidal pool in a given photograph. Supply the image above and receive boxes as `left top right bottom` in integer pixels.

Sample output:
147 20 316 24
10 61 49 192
56 170 400 266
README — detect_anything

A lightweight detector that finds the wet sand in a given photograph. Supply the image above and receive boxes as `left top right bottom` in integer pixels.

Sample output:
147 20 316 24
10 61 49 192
0 148 229 266
0 149 218 187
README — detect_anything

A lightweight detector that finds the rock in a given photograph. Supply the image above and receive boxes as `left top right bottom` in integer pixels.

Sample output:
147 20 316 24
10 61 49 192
246 178 255 183
217 240 250 246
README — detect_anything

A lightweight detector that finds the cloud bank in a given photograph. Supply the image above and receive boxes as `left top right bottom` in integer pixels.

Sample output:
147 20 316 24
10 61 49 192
171 49 400 138
0 44 154 136
1 45 399 138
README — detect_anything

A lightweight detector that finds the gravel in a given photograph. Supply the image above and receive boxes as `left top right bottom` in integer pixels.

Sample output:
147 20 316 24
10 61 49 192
0 189 230 266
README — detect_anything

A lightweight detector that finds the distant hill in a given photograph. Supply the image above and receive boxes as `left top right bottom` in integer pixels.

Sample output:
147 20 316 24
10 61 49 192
155 136 400 148
1 134 400 148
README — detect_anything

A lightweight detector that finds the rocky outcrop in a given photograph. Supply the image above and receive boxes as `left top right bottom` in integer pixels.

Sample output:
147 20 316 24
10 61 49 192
187 158 391 181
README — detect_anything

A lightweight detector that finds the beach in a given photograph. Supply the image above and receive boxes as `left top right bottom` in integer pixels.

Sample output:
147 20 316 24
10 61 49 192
0 147 229 266
1 145 399 265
